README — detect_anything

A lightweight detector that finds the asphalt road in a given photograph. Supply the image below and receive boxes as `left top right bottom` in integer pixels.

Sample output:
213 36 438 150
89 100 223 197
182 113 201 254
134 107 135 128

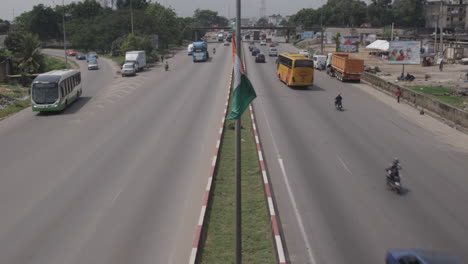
0 43 231 264
246 41 468 263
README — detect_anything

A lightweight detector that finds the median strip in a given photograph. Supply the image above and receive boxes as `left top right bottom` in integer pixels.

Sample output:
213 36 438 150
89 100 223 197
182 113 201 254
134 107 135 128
192 44 280 263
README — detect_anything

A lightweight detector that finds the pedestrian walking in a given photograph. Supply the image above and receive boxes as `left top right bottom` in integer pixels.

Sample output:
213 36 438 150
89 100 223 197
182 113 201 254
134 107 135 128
161 55 164 63
439 59 444 72
396 87 402 103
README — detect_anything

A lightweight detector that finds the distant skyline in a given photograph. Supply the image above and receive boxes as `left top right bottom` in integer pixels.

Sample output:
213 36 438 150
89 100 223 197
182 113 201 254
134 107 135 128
0 0 327 21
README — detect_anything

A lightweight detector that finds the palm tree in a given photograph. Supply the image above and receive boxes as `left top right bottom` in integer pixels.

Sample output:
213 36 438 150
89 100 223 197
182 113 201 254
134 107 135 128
17 33 43 74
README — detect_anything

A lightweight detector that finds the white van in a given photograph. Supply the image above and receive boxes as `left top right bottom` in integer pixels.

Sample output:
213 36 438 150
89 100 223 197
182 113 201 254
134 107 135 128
312 55 327 69
188 44 194 55
125 51 146 72
268 47 278 56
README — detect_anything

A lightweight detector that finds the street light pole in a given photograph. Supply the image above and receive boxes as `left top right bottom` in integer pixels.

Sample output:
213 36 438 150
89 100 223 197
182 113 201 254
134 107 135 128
130 0 134 34
62 0 67 68
235 0 242 262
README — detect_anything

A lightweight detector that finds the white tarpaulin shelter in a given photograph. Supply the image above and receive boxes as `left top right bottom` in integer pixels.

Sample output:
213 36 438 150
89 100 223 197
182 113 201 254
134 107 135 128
366 40 389 51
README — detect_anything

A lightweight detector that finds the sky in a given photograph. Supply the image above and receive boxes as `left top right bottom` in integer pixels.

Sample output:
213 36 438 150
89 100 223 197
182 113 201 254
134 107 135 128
0 0 327 21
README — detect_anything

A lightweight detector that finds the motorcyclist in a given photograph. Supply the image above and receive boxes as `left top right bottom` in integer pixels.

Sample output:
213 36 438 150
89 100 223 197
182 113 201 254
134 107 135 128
164 61 169 71
213 47 216 54
335 93 343 108
386 158 402 183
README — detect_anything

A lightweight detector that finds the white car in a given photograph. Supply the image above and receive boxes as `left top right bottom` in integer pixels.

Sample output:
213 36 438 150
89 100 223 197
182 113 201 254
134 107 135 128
268 47 278 56
299 50 309 57
260 40 267 46
121 62 136 77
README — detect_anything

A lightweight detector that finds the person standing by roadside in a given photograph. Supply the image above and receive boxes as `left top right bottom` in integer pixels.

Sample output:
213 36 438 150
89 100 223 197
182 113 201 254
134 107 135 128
396 87 402 103
439 59 444 72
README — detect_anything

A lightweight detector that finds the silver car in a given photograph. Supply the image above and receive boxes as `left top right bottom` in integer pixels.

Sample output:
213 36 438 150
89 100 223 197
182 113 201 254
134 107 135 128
121 63 136 77
87 60 99 70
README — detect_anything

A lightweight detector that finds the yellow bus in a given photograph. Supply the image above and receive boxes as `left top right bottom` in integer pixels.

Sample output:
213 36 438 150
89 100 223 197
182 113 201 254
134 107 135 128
276 53 314 87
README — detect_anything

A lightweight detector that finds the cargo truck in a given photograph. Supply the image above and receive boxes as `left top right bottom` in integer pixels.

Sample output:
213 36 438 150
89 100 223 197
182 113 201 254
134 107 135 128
326 52 364 81
192 41 209 62
125 51 146 72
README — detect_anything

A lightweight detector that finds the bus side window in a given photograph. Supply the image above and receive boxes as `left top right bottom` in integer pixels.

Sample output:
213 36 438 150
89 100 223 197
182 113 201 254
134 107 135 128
67 79 70 94
61 84 64 96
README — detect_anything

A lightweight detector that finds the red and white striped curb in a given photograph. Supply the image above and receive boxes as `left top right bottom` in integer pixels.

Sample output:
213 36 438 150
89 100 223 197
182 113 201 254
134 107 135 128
189 70 233 264
249 104 287 264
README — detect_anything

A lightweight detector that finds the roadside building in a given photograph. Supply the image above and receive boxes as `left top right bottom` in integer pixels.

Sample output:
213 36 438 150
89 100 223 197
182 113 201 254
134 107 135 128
425 0 468 29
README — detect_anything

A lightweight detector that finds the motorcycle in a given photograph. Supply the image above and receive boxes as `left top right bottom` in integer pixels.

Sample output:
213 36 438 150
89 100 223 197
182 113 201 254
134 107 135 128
386 170 402 195
165 63 169 71
335 101 343 111
213 48 216 55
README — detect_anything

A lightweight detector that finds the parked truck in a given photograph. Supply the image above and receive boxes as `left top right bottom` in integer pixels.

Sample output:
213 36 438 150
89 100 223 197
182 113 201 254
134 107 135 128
326 52 364 81
125 51 146 72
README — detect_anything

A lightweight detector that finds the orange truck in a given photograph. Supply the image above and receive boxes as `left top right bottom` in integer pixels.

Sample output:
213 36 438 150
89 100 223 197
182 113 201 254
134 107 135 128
326 52 364 81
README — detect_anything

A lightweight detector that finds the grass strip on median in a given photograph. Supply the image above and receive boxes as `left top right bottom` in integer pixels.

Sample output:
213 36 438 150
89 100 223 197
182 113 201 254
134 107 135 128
198 81 276 263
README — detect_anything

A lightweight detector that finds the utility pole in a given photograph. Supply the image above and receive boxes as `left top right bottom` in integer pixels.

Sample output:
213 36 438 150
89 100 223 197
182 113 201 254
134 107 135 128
434 15 438 53
320 15 324 54
130 0 134 34
439 0 444 57
62 0 68 68
235 0 242 262
391 22 394 41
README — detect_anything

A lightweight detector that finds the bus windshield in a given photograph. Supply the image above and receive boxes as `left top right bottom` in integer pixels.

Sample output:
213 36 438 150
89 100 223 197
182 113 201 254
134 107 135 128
32 83 59 104
294 60 314 68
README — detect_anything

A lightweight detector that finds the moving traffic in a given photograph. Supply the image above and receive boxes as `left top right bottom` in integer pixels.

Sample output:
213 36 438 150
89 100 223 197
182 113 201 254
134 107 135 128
1 1 468 264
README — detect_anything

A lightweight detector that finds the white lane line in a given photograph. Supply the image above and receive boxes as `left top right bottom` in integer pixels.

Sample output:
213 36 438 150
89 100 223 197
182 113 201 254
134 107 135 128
337 154 352 175
278 158 317 264
256 72 318 264
189 249 197 264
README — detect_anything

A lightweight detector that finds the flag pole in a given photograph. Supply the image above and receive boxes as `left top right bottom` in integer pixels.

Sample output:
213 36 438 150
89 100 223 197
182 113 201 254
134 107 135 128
235 0 242 262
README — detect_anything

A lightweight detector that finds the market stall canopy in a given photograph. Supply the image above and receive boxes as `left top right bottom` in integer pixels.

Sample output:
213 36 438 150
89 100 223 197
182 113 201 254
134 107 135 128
366 40 389 51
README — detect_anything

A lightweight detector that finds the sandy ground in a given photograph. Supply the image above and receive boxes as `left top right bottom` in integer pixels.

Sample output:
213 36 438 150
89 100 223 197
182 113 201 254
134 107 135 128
308 43 468 91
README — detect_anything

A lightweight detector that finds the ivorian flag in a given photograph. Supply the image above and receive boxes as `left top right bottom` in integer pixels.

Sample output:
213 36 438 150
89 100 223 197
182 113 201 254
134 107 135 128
226 35 257 120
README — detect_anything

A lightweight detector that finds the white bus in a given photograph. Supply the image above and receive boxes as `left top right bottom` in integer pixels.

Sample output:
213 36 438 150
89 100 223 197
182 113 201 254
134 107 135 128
31 69 83 112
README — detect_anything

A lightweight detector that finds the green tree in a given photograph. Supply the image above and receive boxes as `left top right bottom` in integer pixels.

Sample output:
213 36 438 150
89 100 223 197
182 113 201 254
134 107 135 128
144 3 179 48
255 17 269 27
0 19 10 34
333 32 341 51
14 4 61 41
66 0 104 20
0 48 12 62
382 25 393 40
193 9 229 27
393 0 426 27
17 33 44 74
120 33 152 55
116 0 148 9
367 0 393 27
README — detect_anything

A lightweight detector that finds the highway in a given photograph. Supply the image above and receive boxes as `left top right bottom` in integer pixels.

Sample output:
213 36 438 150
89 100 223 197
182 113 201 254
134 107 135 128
0 44 231 264
245 41 468 263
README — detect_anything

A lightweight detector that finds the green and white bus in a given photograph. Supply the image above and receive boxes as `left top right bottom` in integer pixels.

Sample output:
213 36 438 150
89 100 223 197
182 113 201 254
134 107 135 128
31 69 83 112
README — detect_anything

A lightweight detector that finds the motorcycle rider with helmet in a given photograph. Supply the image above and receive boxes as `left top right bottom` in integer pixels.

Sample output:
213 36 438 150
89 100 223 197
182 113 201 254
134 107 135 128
386 158 402 183
335 93 343 109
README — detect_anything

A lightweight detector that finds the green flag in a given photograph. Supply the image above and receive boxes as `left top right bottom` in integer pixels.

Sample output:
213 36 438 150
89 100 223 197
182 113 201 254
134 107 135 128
226 43 256 120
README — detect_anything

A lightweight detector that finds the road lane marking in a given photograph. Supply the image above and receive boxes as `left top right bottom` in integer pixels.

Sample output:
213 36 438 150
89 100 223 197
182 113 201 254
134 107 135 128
337 154 352 175
253 59 318 264
279 158 317 264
